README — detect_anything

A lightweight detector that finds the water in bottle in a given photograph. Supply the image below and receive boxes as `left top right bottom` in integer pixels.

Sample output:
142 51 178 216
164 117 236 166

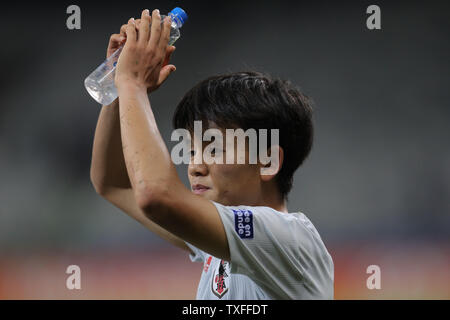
84 7 187 105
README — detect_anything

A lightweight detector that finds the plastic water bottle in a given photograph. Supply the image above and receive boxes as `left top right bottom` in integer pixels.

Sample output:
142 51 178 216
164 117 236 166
84 7 188 105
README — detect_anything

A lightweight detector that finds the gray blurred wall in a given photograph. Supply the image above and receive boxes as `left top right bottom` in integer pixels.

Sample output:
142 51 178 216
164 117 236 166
0 0 449 251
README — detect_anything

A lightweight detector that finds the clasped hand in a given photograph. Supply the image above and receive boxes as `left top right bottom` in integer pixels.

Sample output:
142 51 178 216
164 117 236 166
115 9 176 93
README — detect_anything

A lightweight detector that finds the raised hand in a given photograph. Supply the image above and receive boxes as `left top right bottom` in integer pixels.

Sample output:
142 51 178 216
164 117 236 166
115 9 176 94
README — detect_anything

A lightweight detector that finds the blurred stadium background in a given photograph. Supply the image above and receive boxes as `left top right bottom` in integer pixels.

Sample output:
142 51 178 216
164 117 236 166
0 0 449 299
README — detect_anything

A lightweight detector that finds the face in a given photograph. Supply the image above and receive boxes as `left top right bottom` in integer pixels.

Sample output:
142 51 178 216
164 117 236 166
187 125 264 206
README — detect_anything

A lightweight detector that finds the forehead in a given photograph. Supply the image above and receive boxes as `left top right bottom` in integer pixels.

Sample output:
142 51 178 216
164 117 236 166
188 121 227 142
189 125 248 141
188 120 226 132
186 120 256 151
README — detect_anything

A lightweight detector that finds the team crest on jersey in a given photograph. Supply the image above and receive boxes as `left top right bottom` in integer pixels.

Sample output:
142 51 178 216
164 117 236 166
211 259 230 298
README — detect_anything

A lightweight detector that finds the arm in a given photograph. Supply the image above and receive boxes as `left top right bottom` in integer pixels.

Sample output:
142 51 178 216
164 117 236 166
115 9 230 260
90 18 187 252
90 20 176 191
90 99 130 192
90 23 131 192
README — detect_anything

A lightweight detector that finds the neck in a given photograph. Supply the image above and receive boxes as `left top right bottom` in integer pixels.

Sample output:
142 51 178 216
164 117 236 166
269 199 288 213
258 184 288 213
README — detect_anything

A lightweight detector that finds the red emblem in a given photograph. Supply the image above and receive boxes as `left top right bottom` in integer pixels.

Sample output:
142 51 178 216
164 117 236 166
211 259 229 298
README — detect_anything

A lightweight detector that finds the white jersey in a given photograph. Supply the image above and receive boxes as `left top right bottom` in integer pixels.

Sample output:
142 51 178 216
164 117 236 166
185 201 334 300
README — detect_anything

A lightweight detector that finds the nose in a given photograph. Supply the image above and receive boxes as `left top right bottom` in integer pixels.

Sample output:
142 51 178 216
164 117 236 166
188 139 209 177
188 159 209 177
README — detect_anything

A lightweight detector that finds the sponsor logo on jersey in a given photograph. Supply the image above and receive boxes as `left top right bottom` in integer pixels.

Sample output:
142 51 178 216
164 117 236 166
211 260 230 298
204 256 212 272
233 209 254 239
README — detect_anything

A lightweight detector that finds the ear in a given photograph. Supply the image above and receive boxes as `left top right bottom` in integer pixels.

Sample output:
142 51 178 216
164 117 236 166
260 145 284 182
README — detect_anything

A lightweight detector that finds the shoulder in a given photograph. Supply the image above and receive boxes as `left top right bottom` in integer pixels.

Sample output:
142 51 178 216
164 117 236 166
214 201 331 255
211 201 314 240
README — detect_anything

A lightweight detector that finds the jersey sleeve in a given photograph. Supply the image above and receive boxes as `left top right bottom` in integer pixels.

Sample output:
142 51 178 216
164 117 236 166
184 241 206 263
211 200 334 299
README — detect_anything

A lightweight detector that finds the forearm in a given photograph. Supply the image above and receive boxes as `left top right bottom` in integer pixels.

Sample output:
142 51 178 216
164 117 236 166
117 84 177 206
90 99 131 192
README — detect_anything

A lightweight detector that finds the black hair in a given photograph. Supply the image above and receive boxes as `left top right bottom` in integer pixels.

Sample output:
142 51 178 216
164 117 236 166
172 71 314 202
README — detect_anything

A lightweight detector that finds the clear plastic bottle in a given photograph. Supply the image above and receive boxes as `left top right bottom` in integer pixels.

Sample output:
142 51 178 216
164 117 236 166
84 7 188 105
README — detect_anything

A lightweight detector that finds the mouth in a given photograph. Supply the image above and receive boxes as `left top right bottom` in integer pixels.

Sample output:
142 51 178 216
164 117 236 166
192 184 211 195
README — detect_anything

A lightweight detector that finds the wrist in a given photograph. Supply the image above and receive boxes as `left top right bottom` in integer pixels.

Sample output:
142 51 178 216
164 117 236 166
116 78 147 95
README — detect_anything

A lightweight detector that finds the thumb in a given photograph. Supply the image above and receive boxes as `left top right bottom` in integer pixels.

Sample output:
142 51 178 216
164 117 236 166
162 46 176 67
157 64 176 86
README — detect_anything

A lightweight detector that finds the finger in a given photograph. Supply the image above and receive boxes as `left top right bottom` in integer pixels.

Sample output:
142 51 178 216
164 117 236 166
120 23 128 37
135 18 141 39
107 34 125 58
148 9 162 49
124 18 137 44
162 45 176 67
158 15 172 52
157 64 176 86
135 19 140 30
138 9 151 46
120 19 139 43
109 34 124 47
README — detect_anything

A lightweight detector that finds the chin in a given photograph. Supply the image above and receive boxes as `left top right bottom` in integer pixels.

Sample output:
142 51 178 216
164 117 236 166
203 194 215 201
192 190 212 200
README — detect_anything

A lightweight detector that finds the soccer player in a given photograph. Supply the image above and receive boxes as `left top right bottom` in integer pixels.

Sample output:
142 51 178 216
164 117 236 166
90 9 334 299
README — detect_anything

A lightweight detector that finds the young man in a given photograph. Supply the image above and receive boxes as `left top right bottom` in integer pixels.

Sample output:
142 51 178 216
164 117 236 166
90 9 334 299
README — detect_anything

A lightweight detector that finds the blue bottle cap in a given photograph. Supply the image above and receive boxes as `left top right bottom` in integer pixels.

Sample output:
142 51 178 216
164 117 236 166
169 7 188 27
